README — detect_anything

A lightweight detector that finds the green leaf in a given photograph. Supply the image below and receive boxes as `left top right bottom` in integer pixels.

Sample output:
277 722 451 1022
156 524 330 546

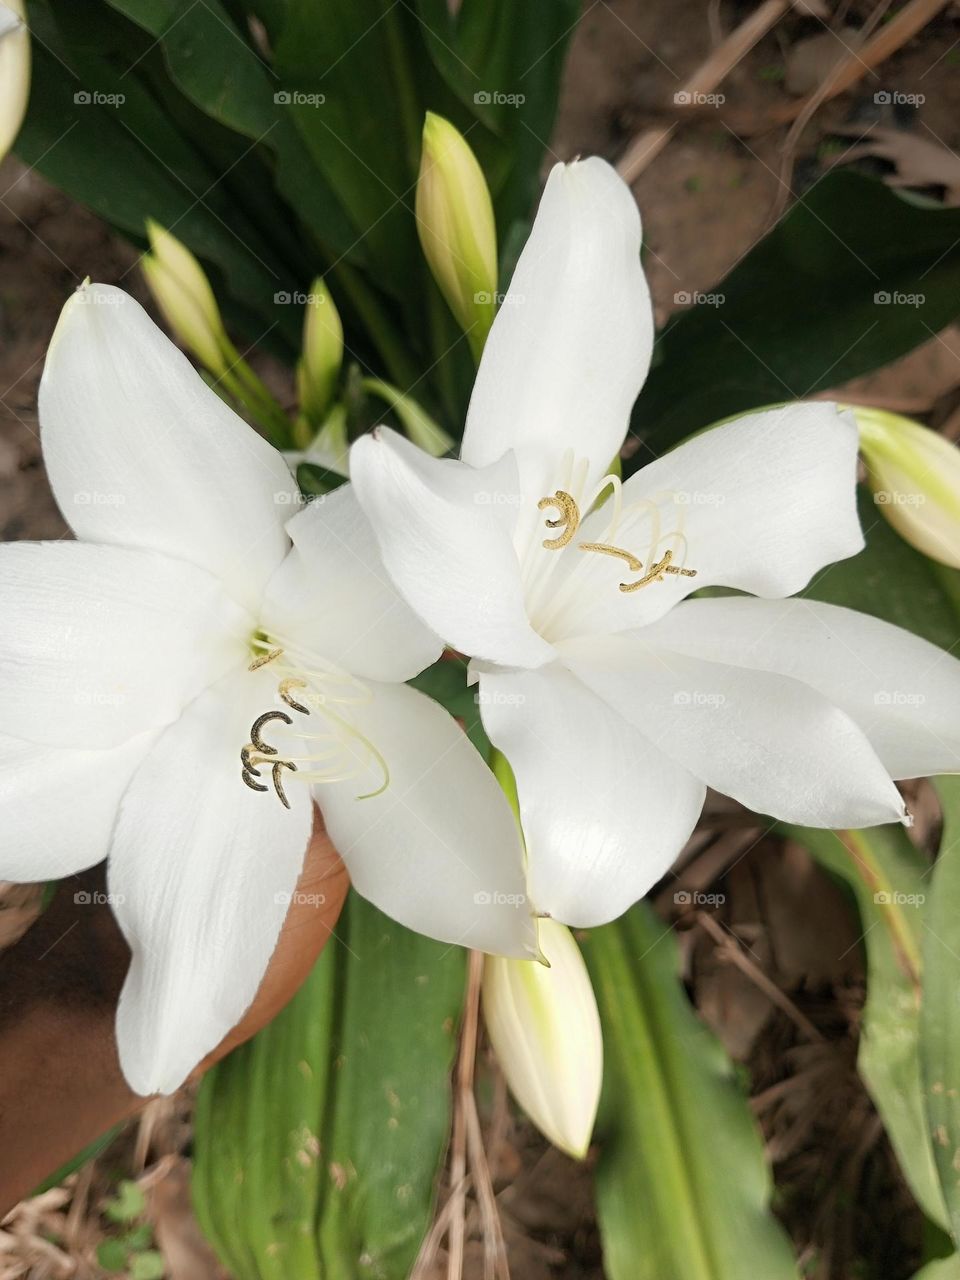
19 3 300 349
581 904 797 1280
914 1259 960 1280
274 0 450 296
96 1239 129 1272
124 1224 155 1250
802 489 960 648
921 777 960 1245
102 0 359 260
192 892 466 1280
104 1178 147 1224
787 823 948 1230
632 173 960 464
129 1252 166 1280
413 0 579 229
30 1123 121 1195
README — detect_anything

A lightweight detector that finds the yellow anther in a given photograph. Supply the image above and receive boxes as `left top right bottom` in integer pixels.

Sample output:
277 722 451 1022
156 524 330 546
249 647 284 671
538 490 581 549
577 542 643 572
279 677 311 715
619 549 698 593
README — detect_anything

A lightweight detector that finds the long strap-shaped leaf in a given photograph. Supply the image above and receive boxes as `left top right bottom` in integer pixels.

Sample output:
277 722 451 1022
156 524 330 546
788 823 949 1231
192 892 466 1280
582 904 797 1280
921 777 960 1247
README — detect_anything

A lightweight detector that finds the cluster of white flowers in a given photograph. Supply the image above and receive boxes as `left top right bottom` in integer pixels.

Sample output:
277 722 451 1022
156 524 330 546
3 158 959 1127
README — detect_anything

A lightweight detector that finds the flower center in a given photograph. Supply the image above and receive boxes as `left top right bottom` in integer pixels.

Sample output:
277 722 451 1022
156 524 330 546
519 450 698 640
536 488 698 592
239 635 389 808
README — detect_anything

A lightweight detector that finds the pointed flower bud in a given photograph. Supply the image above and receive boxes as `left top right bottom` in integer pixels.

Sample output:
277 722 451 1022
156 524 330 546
142 221 228 376
0 1 30 163
482 917 603 1159
298 278 343 425
853 405 960 569
416 112 497 360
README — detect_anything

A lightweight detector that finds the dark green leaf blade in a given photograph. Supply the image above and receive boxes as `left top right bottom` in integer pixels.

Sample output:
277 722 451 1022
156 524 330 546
632 173 960 463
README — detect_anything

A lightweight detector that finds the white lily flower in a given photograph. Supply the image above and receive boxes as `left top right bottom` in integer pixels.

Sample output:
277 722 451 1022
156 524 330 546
350 157 960 928
0 283 534 1095
0 1 29 163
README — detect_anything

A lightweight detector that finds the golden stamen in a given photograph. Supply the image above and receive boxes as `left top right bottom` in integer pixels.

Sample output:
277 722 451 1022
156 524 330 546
272 760 297 809
619 549 698 593
250 709 293 755
537 490 581 549
249 647 284 671
241 745 269 793
279 677 311 715
577 542 643 572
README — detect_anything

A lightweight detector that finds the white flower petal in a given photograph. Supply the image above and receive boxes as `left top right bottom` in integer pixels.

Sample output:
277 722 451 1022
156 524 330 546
553 403 864 641
109 667 313 1095
479 664 704 926
315 680 536 958
261 483 441 682
562 632 906 828
0 541 249 748
350 427 554 668
462 157 653 504
38 283 299 612
640 596 960 780
0 730 155 881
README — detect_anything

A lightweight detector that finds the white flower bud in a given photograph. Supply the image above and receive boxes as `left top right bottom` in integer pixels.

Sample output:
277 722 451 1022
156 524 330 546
854 406 960 569
0 2 30 163
482 917 602 1159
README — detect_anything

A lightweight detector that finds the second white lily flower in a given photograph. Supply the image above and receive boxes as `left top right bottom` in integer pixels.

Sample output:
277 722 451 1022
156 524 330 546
351 157 960 928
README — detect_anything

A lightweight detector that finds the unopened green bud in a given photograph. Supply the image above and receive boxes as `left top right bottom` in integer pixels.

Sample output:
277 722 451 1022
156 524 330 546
298 278 343 425
142 222 227 376
416 112 497 360
853 405 960 569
